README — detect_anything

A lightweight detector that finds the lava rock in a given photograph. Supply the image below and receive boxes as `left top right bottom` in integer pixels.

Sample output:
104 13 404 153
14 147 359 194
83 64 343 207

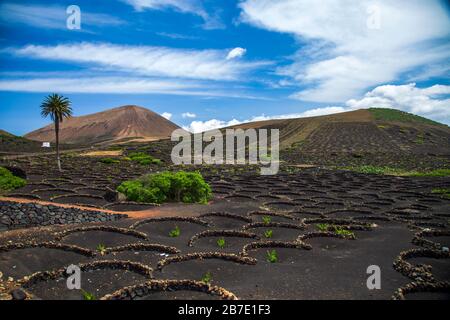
10 289 27 300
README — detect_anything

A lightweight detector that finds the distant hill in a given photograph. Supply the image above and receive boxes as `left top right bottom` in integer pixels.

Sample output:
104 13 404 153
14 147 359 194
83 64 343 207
230 108 450 156
0 129 82 155
0 129 14 137
25 105 181 145
0 129 42 152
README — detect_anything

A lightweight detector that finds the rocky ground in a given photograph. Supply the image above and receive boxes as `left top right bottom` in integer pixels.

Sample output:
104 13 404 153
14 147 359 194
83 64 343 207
0 201 125 231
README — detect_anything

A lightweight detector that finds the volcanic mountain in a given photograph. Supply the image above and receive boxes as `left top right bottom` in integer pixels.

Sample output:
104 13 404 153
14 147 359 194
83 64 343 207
230 108 450 156
25 105 180 145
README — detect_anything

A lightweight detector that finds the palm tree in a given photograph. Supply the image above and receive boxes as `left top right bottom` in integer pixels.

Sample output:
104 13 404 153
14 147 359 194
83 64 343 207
40 94 73 171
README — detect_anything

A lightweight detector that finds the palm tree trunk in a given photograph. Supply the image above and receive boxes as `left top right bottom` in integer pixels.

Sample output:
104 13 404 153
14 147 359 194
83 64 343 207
55 118 61 172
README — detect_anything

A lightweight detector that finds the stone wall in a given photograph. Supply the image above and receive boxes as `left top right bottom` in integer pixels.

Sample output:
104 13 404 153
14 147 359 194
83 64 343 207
0 201 126 231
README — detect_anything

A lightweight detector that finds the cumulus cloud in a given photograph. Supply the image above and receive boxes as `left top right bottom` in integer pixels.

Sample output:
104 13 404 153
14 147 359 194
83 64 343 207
183 119 241 133
161 112 173 120
247 107 348 123
182 107 348 133
182 112 197 118
239 0 450 103
346 83 450 121
182 83 450 132
8 43 267 81
226 47 247 60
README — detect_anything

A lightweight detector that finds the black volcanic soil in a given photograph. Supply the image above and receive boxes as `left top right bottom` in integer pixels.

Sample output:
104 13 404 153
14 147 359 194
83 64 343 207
1 113 450 300
1 164 449 300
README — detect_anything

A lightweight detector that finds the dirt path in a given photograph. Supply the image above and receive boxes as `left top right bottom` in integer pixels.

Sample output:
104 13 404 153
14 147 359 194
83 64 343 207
0 197 189 219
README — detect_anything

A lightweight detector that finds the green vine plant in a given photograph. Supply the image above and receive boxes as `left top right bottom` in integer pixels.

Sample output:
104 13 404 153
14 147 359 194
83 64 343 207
316 223 329 231
264 229 273 239
96 244 107 256
201 272 213 284
262 216 272 225
169 225 181 238
333 226 355 238
217 237 226 249
81 289 96 300
266 250 278 263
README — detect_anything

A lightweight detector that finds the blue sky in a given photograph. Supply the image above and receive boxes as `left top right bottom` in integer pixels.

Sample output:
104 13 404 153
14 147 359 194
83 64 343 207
0 0 449 135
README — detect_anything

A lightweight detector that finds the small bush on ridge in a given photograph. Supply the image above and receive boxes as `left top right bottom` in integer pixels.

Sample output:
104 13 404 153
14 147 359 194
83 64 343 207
99 158 120 164
127 152 161 165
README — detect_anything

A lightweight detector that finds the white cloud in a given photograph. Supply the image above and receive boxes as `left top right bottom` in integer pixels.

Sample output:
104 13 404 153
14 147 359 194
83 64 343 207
183 119 241 133
121 0 224 29
0 76 269 99
249 106 349 122
0 3 125 30
156 32 200 40
122 0 204 14
346 83 450 121
0 77 198 94
182 112 197 118
226 47 247 60
182 83 450 132
9 43 267 81
182 107 348 133
161 112 172 120
239 0 450 103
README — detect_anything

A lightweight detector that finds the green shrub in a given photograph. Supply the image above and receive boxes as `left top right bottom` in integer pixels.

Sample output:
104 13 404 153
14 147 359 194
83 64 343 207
369 108 446 126
341 166 450 177
99 158 120 164
0 167 26 193
432 188 450 199
356 165 389 175
128 152 147 159
127 152 161 165
117 171 212 204
411 169 450 177
138 158 162 165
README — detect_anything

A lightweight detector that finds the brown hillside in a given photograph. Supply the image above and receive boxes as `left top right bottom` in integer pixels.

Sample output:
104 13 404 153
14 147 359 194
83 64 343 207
0 129 14 137
25 105 180 145
230 109 450 155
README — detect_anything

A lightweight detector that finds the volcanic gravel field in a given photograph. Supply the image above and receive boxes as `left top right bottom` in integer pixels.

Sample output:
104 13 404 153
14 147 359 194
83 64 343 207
1 148 449 300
